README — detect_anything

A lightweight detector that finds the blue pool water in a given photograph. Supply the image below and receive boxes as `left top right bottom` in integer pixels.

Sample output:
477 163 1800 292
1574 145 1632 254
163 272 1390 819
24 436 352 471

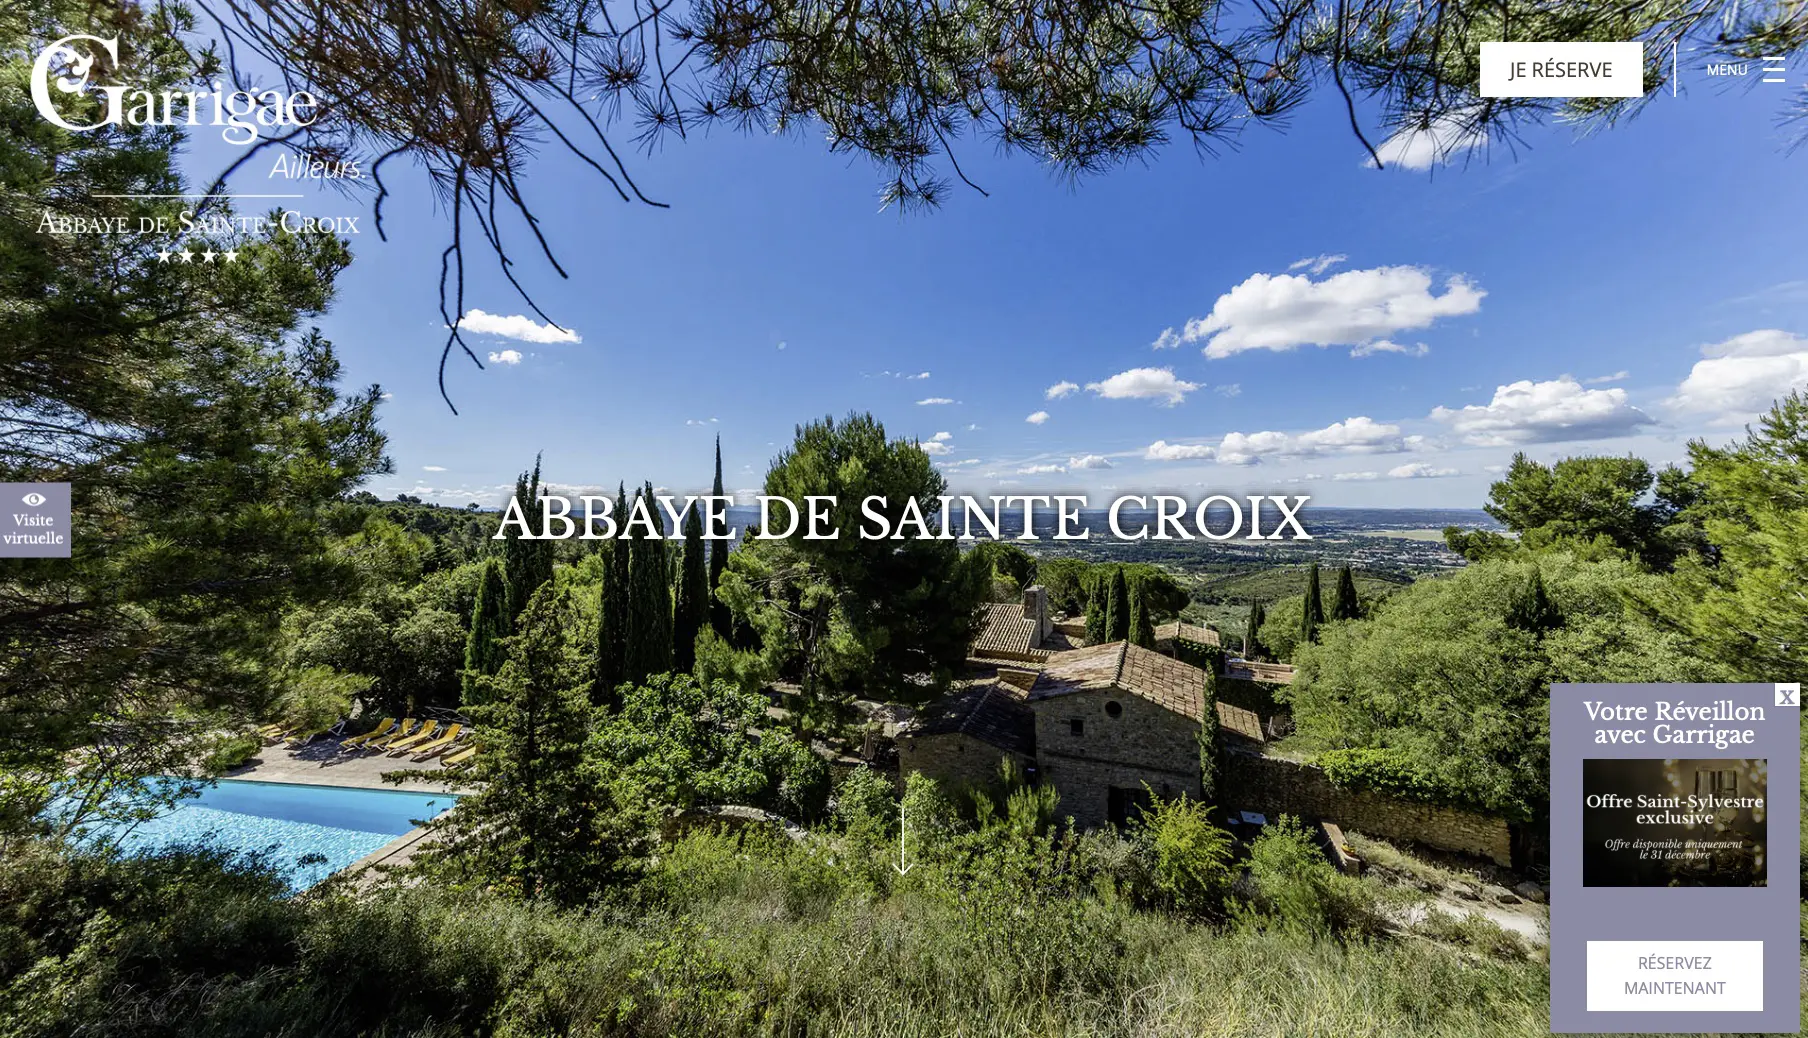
101 780 457 891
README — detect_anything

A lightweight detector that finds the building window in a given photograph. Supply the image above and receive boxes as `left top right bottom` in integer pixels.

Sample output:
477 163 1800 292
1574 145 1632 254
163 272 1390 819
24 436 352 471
1069 718 1084 736
1105 700 1123 718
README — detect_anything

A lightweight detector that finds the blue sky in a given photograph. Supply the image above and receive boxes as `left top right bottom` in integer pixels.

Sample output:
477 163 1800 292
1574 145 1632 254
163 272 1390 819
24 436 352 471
183 70 1808 509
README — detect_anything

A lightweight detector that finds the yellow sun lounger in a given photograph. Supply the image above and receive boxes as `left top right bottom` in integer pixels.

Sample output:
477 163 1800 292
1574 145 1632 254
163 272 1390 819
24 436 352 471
367 718 420 750
257 724 287 741
340 718 398 749
441 745 477 769
384 720 440 755
408 724 464 760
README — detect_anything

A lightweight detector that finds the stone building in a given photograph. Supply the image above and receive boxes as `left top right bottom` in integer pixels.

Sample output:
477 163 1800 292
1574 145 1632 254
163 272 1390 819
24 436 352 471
903 637 1237 829
895 682 1035 791
1025 641 1211 828
969 585 1070 664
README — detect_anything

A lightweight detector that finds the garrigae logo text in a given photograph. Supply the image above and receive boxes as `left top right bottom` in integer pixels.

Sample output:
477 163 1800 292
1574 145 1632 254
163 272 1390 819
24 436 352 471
32 35 318 146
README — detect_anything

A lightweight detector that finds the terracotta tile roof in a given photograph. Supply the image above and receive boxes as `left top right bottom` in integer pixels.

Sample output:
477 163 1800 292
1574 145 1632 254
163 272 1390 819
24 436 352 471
972 602 1042 660
906 683 1036 756
1214 701 1265 743
1154 621 1221 648
1028 641 1208 722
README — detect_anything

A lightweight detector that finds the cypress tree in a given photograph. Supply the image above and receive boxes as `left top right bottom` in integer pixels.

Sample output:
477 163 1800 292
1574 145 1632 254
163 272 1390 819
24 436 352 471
1244 599 1266 660
1128 583 1155 649
502 454 554 626
1084 570 1107 645
462 559 509 703
1301 562 1325 645
624 483 674 684
674 499 708 672
1331 565 1360 621
708 436 732 637
596 483 630 704
1106 565 1130 641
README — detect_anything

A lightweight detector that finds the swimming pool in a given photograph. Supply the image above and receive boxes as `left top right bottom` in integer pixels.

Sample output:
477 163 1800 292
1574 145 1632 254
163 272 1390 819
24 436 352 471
101 780 457 891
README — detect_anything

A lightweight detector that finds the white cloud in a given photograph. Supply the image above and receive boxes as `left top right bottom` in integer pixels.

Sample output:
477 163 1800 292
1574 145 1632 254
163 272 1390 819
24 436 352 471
1068 454 1113 470
1046 380 1080 400
1388 462 1460 479
1206 416 1408 465
1332 471 1381 481
1431 377 1654 446
1145 440 1216 461
458 308 581 344
1174 266 1484 358
930 431 952 442
1669 330 1808 423
488 349 523 365
1214 384 1242 398
1085 367 1199 406
380 392 394 400
1152 328 1183 350
685 417 720 426
1370 110 1487 171
1289 253 1348 275
423 465 447 472
1026 411 1050 425
1352 339 1430 358
1584 370 1631 385
943 458 982 467
917 397 956 406
966 423 982 431
921 440 954 456
1018 463 1066 475
1294 416 1407 454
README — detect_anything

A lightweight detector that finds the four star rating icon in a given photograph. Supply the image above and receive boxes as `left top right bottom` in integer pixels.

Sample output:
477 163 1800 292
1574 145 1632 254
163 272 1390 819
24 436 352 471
156 247 242 264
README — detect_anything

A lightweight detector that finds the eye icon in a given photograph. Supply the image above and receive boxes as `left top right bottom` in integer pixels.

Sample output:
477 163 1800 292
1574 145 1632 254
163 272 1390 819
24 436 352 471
20 493 45 507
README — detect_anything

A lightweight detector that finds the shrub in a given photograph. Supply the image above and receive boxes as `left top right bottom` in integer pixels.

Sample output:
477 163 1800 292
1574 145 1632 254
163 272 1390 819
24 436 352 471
1133 794 1234 915
1317 747 1470 809
1239 815 1382 938
203 734 262 774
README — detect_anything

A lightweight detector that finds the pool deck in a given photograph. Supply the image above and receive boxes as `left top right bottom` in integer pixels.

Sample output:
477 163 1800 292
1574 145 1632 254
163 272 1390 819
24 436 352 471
228 734 468 795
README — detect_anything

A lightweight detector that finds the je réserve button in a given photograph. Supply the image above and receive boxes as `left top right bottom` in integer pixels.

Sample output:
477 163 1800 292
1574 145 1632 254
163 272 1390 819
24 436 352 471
1587 941 1763 1012
1480 42 1645 98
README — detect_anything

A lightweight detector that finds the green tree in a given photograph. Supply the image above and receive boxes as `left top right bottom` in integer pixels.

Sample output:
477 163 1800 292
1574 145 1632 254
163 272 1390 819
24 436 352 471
1106 566 1130 642
1135 794 1235 915
1652 393 1808 678
709 437 733 638
1290 555 1726 823
1331 565 1360 622
1243 600 1266 660
1084 572 1108 645
0 1 386 837
462 560 510 703
1129 584 1156 649
596 483 631 704
1301 563 1325 644
1480 453 1697 569
502 455 555 624
720 413 987 704
595 673 830 821
430 584 637 904
624 483 675 685
674 499 709 673
970 540 1038 601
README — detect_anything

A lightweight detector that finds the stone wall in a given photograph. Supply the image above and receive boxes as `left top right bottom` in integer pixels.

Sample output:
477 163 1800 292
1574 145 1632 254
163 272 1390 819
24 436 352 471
1220 751 1511 865
898 732 1030 792
1032 688 1202 828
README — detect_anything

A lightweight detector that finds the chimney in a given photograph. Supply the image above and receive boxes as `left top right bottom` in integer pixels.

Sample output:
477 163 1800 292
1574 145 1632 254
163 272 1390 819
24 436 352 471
1022 585 1051 645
